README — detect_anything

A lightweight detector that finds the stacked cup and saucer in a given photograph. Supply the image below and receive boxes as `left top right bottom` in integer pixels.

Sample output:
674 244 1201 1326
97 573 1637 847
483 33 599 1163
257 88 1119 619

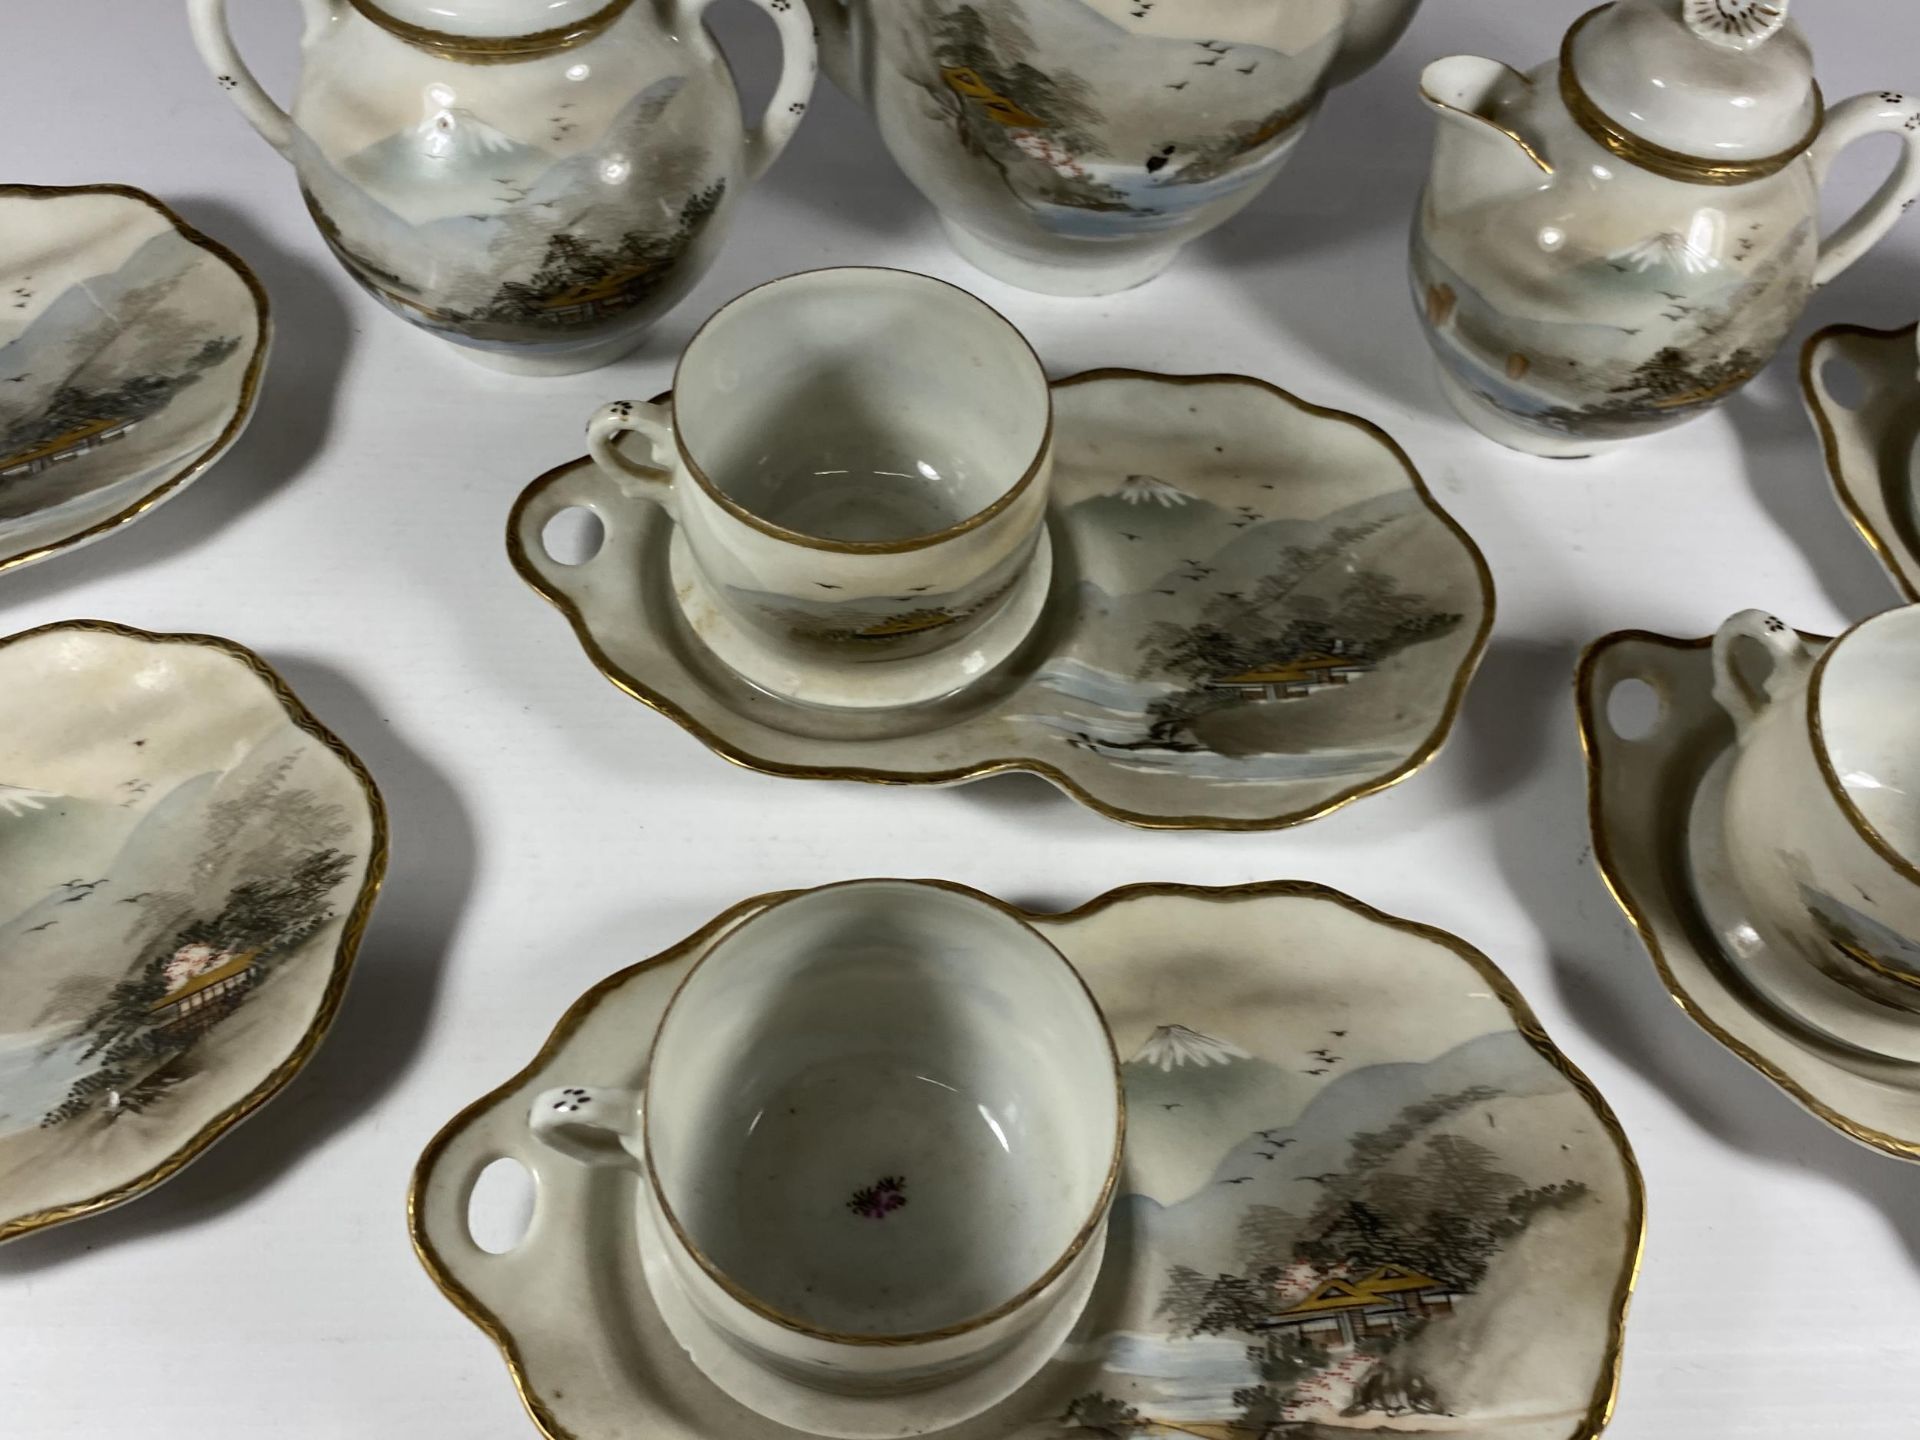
1583 605 1920 1157
411 878 1643 1440
508 266 1494 831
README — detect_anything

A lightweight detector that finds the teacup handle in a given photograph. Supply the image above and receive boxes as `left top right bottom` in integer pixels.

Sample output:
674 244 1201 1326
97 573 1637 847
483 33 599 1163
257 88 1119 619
1810 91 1920 287
1710 609 1815 732
587 400 679 517
529 1085 645 1171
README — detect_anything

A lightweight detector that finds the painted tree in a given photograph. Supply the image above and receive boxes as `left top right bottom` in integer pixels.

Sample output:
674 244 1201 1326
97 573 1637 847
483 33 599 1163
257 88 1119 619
1149 1085 1593 1435
1154 1262 1213 1332
5 333 242 456
1135 518 1463 745
1061 1392 1146 1436
909 0 1131 210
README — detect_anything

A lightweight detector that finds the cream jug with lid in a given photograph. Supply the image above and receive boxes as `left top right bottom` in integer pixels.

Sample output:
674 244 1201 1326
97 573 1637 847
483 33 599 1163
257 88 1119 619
188 0 817 374
1412 0 1920 457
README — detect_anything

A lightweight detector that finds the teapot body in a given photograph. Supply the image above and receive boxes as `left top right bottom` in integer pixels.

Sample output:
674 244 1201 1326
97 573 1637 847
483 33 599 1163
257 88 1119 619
291 5 742 373
193 0 816 374
1412 61 1820 457
828 0 1412 296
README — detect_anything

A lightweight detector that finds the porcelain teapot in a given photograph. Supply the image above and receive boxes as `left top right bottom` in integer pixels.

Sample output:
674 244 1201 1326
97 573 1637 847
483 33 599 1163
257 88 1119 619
188 0 816 374
1412 0 1920 458
815 0 1425 296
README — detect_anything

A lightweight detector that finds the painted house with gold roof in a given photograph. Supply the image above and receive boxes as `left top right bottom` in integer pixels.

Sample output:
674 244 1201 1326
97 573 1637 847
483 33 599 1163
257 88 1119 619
1257 1265 1467 1350
1208 651 1373 702
0 416 138 480
148 949 262 1037
941 66 1046 128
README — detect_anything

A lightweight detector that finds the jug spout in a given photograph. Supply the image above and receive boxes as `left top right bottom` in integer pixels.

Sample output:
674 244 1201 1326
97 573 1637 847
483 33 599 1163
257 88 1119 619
1420 55 1552 205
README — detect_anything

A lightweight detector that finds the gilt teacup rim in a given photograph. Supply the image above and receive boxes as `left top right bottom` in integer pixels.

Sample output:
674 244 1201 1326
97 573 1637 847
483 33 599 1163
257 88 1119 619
1806 606 1920 890
634 877 1126 1349
662 267 1055 557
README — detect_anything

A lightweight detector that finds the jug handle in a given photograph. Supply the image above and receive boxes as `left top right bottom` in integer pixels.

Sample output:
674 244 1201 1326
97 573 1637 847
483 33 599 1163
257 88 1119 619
186 0 333 158
686 0 819 185
1810 91 1920 287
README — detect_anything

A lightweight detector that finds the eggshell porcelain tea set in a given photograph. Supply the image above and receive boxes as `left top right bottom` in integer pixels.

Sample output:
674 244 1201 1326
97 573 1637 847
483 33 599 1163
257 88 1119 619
8 0 1920 1437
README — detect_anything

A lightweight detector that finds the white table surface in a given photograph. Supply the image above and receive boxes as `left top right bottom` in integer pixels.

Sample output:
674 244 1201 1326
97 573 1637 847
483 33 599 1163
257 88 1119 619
4 2 1918 1436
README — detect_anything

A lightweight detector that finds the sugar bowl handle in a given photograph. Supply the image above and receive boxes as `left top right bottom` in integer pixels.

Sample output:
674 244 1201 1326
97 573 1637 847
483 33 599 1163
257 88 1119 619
1810 91 1920 286
529 1086 645 1170
1710 609 1816 733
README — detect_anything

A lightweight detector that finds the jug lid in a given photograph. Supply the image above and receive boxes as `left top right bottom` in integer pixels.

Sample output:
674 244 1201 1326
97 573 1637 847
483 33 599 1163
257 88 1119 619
348 0 628 52
1563 0 1822 183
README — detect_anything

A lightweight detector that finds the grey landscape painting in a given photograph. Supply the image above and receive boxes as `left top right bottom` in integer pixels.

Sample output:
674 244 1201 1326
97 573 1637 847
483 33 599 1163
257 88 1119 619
297 73 727 354
0 227 247 528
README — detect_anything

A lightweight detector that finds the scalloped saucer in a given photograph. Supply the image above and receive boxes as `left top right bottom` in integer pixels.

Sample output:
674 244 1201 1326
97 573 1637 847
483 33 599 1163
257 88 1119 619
509 371 1494 830
0 185 270 576
0 621 386 1242
413 880 1641 1440
1801 321 1920 602
1579 629 1920 1161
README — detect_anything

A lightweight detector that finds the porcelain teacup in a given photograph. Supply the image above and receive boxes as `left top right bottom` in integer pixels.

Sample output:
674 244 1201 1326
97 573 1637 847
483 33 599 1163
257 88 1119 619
528 879 1123 1410
1712 607 1920 1014
587 268 1054 710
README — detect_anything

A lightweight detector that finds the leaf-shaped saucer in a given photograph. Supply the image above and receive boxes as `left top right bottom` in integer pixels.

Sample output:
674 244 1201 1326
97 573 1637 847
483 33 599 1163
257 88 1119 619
0 185 271 575
509 371 1494 831
1801 321 1920 602
1579 628 1920 1160
0 621 386 1241
412 880 1641 1440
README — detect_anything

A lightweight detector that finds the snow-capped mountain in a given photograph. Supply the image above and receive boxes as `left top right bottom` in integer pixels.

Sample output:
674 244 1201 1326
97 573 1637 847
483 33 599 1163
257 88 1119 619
1131 1024 1251 1071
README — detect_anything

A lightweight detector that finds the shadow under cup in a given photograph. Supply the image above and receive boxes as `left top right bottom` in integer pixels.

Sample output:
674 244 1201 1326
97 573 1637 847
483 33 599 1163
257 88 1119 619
643 882 1121 1380
672 270 1052 546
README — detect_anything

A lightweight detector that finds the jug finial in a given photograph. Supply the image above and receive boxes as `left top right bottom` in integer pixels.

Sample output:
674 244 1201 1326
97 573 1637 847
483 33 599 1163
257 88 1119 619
1682 0 1789 51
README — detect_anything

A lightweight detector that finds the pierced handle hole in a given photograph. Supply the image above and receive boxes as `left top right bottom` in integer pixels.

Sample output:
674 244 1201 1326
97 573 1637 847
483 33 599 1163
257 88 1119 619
1821 355 1867 410
541 506 605 568
468 1156 535 1255
1605 678 1662 741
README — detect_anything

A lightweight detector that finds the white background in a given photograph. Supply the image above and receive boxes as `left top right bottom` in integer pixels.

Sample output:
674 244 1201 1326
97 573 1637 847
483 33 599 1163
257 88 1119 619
3 1 1918 1436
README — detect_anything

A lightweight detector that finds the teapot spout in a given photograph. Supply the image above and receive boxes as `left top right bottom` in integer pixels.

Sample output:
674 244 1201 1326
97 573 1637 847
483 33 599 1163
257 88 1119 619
1327 0 1423 87
1421 55 1553 196
815 0 870 107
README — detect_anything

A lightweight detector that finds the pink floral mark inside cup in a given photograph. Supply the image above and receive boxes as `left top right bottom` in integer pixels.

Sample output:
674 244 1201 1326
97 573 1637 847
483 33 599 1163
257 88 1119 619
847 1175 908 1220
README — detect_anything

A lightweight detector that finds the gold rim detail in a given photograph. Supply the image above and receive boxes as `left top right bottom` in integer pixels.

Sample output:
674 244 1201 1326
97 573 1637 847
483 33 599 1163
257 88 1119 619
637 879 1127 1347
0 619 389 1243
1559 5 1823 186
346 0 632 62
1576 628 1920 1161
663 268 1054 556
1798 322 1920 605
409 879 1644 1440
507 369 1498 832
0 185 271 577
1418 63 1554 176
1805 626 1920 903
